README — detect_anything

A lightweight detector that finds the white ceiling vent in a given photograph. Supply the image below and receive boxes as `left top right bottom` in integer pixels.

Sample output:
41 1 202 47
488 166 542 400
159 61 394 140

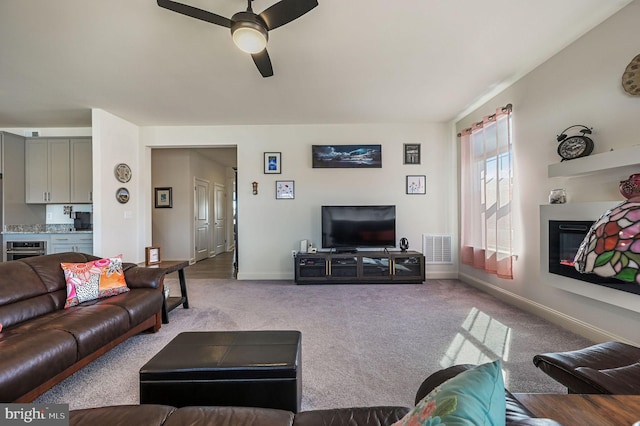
423 234 453 264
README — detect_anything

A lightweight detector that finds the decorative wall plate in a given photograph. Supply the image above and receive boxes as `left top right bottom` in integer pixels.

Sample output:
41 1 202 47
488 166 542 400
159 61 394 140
622 54 640 96
114 163 132 183
116 187 130 204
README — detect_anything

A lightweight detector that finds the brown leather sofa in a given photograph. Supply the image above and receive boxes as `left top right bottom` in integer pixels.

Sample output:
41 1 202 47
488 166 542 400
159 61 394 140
0 252 166 403
533 341 640 394
69 364 563 425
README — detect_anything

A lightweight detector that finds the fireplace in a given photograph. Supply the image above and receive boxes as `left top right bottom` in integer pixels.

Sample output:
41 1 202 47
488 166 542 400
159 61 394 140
548 220 640 295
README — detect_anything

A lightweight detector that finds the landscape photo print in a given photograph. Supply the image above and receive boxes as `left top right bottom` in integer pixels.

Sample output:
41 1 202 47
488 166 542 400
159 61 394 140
312 144 382 168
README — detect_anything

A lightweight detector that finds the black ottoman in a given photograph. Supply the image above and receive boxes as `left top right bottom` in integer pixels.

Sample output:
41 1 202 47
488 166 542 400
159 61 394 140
140 330 302 412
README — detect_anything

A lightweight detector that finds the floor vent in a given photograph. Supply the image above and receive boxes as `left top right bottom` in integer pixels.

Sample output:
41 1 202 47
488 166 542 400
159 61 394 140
423 234 453 264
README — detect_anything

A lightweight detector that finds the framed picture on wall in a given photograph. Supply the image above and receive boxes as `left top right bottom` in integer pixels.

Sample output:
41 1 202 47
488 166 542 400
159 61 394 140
312 144 382 168
264 152 281 174
403 143 421 164
406 175 426 194
276 180 295 199
155 187 173 208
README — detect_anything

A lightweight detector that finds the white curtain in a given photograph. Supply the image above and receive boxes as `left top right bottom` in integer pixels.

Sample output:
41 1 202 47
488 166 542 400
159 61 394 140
460 104 513 279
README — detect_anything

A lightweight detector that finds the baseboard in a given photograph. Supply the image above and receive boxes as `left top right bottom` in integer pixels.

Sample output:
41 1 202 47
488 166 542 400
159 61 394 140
426 271 458 279
458 272 638 346
237 272 294 280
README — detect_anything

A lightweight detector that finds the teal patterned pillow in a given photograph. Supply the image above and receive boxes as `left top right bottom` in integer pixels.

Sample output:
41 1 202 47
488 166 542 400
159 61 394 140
393 360 506 426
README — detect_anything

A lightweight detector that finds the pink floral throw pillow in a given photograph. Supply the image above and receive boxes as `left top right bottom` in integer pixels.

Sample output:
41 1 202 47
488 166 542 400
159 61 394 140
62 255 130 308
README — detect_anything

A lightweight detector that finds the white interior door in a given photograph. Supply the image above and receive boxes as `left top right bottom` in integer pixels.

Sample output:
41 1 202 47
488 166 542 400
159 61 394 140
214 183 226 255
195 178 210 262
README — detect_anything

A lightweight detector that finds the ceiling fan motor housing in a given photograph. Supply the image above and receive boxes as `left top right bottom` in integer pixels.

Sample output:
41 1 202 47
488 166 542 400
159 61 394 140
231 11 269 53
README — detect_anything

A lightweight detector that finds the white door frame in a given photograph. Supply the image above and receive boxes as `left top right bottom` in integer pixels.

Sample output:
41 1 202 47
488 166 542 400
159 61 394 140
213 182 226 256
194 177 210 262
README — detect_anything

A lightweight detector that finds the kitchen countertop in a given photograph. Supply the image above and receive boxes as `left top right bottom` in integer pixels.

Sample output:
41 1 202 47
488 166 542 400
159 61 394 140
3 224 92 235
3 230 93 234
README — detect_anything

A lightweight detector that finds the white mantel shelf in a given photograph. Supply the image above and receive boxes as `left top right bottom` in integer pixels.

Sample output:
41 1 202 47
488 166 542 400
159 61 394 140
548 144 640 178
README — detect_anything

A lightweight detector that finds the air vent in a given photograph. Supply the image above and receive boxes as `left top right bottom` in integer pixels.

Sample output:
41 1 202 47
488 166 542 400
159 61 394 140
423 234 453 264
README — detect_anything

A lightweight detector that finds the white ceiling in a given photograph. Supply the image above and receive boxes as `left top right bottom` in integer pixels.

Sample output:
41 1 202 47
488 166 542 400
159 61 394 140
0 0 633 128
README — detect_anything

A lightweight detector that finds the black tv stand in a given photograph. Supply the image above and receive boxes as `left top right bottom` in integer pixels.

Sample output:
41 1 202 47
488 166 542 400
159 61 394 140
294 250 425 284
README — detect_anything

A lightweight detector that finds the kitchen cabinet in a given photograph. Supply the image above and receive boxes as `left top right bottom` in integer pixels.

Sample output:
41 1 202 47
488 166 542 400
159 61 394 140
1 132 43 227
26 139 70 203
49 234 93 254
2 234 50 262
70 139 92 203
25 138 92 204
2 233 93 260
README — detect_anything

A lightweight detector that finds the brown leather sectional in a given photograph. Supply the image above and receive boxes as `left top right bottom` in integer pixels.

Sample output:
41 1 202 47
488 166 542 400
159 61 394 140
69 364 562 425
70 404 561 426
0 252 166 403
533 341 640 394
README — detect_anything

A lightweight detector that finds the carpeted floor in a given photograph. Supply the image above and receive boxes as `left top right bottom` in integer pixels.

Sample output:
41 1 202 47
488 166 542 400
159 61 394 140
35 278 594 411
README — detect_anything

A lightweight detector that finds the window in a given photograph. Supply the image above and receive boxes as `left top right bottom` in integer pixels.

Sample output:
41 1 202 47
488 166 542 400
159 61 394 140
460 104 513 279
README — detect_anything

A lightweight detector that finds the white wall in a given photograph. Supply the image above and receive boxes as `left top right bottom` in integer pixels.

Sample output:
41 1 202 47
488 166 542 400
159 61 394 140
455 1 640 345
45 204 92 226
140 123 456 279
92 109 146 261
18 122 452 274
151 149 191 261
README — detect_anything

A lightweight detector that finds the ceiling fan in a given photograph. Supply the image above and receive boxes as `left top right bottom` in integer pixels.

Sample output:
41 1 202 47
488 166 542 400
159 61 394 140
157 0 318 77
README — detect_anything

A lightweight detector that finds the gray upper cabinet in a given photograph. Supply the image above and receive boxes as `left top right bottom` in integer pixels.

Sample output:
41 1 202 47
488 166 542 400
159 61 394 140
1 131 45 225
25 139 70 203
25 140 48 202
25 138 92 204
70 139 92 203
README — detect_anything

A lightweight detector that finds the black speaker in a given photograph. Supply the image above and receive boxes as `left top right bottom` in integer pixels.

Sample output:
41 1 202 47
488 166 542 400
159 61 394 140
400 237 409 252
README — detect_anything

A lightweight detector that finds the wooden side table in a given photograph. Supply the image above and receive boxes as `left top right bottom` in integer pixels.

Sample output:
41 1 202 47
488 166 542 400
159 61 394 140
147 260 190 324
513 393 640 426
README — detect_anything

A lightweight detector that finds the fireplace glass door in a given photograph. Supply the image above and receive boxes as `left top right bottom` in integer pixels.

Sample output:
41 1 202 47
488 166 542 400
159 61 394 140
548 220 640 295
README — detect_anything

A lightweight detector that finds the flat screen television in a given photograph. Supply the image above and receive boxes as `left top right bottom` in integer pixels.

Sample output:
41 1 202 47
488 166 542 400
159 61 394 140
321 205 396 250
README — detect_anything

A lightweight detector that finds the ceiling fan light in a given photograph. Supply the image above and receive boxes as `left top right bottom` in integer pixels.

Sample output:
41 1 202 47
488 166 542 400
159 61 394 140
232 24 267 54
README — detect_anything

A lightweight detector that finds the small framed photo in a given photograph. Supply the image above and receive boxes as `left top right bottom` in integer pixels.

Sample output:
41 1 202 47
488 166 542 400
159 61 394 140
404 143 421 165
155 187 172 208
406 175 426 194
276 180 295 199
145 246 161 266
264 152 281 174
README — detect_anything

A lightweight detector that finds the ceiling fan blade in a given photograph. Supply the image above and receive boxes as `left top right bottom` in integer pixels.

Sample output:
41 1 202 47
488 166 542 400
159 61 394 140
157 0 232 28
251 50 274 77
259 0 318 31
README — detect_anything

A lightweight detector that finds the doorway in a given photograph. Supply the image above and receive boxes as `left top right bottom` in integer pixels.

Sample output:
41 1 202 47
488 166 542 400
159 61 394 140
151 147 237 275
